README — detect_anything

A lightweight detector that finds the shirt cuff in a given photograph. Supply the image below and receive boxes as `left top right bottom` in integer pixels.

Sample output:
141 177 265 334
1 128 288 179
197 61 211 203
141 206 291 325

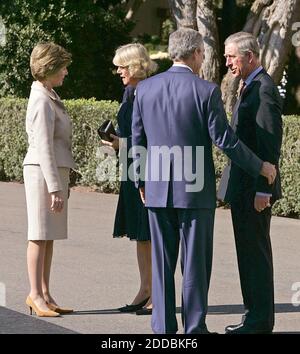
256 192 272 197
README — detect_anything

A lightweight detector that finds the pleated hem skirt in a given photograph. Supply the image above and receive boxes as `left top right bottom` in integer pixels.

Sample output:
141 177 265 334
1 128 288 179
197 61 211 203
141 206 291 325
23 165 70 240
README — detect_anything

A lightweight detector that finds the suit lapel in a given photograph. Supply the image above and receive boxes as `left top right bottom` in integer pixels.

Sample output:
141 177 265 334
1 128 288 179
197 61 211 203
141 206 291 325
231 96 242 131
231 80 259 131
231 69 266 131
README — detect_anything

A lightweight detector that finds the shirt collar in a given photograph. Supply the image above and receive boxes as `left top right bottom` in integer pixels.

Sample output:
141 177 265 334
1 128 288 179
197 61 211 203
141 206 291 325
172 63 193 72
244 66 263 86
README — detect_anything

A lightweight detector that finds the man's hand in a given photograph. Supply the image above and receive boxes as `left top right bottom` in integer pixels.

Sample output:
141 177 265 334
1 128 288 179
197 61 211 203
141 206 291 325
254 195 271 212
101 134 119 150
50 191 64 213
139 187 145 204
260 162 276 185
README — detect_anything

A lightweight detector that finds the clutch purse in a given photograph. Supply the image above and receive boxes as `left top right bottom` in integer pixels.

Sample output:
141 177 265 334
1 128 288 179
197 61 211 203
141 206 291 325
97 120 117 142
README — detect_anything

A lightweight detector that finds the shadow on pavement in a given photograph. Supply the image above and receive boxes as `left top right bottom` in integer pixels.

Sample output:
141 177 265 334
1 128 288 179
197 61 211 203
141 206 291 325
0 306 77 334
208 303 300 315
73 308 124 315
72 303 300 316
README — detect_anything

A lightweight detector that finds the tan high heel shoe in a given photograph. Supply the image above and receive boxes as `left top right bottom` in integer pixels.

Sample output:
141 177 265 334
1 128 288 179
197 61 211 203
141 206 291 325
47 302 73 314
26 296 60 317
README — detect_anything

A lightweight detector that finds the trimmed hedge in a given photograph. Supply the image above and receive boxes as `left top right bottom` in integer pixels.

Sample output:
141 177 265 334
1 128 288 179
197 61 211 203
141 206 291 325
0 97 120 193
0 97 299 217
213 116 300 218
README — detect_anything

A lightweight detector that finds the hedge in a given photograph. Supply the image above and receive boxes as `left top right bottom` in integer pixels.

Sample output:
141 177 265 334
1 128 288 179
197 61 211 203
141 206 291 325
0 97 299 217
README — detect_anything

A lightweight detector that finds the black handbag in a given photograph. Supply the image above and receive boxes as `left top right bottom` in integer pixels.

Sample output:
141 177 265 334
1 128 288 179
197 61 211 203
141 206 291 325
97 120 117 142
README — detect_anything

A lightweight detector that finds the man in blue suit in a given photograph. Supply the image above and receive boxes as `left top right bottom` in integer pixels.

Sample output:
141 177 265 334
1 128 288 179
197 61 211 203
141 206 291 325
131 28 276 334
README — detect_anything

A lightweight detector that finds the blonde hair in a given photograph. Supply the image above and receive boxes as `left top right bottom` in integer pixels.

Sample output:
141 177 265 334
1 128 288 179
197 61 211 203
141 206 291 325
30 42 72 80
113 43 157 79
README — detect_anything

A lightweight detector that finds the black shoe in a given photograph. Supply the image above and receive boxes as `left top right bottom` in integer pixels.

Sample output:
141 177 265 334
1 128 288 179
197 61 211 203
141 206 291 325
225 314 247 332
118 297 150 313
136 307 152 315
225 324 272 334
225 322 244 333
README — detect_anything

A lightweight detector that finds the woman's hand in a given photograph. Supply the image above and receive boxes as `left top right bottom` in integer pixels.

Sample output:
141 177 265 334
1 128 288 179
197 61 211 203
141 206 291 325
101 134 119 150
50 191 64 213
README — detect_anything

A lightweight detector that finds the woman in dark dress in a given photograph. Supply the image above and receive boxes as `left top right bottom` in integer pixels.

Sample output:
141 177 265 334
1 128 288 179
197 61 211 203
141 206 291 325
101 43 157 313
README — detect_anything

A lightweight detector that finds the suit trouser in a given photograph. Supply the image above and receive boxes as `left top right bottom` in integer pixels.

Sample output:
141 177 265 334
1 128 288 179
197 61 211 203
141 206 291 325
148 207 215 334
231 195 274 330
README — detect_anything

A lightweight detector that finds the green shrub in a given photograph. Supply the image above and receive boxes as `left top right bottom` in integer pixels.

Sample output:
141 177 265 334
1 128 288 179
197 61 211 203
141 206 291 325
153 58 173 74
213 115 300 217
0 97 120 193
0 97 299 217
0 0 133 101
0 97 27 181
272 116 300 217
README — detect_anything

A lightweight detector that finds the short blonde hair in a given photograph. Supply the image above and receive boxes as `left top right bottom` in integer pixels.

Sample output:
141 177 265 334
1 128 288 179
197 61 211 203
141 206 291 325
113 43 157 79
30 42 72 80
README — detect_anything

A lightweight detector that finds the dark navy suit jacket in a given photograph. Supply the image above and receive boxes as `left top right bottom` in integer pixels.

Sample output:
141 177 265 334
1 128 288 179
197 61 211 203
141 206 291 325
225 69 282 204
131 66 263 209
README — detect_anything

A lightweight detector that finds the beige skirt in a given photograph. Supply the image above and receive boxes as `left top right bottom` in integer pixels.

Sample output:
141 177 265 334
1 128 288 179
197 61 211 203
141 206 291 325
23 165 70 240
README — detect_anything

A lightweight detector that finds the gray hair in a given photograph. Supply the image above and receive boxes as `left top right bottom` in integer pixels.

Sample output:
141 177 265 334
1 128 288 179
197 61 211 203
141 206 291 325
168 28 203 61
224 32 260 57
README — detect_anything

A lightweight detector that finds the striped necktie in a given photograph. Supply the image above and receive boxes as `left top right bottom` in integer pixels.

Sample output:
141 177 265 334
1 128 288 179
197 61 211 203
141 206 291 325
239 81 246 97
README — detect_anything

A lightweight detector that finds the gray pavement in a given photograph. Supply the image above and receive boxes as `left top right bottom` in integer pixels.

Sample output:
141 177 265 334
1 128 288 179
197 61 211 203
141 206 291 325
0 181 299 334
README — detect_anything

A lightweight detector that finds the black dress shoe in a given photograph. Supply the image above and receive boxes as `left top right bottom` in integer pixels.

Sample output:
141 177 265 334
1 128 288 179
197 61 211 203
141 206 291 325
225 324 272 334
225 314 247 332
118 297 150 313
225 322 244 332
136 307 152 315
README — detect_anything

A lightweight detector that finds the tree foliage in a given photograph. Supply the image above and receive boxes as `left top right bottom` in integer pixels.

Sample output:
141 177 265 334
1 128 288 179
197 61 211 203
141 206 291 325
0 0 134 100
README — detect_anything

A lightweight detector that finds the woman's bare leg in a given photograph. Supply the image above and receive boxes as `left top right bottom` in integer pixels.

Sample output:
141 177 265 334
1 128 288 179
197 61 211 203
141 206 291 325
27 240 49 311
131 240 152 307
42 240 57 305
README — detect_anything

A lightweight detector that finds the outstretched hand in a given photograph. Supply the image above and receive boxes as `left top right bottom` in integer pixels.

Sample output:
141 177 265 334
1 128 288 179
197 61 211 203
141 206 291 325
260 162 276 185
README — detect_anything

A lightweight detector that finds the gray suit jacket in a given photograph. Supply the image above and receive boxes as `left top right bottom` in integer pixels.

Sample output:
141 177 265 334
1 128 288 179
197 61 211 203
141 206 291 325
23 81 75 193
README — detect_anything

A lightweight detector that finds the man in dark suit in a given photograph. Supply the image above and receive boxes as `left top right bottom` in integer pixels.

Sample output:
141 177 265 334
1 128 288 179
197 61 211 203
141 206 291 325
223 32 282 334
131 28 276 334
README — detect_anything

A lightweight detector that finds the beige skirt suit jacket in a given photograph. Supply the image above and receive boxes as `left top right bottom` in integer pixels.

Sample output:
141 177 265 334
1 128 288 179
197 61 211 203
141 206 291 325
23 81 76 240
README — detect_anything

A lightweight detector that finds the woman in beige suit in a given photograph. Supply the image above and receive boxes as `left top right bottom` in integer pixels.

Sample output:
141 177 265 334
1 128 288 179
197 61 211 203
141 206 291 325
23 42 75 317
